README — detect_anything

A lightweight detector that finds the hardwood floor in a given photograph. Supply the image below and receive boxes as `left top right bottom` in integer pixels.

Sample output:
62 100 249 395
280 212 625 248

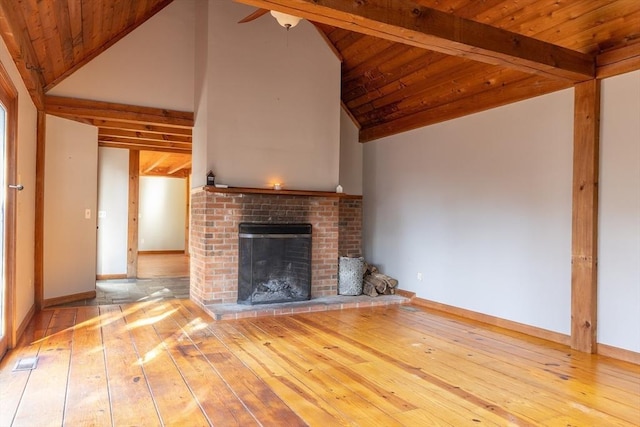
137 253 189 278
1 301 638 426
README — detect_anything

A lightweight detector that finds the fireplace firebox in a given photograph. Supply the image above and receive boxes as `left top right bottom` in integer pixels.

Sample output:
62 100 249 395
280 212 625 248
238 223 312 305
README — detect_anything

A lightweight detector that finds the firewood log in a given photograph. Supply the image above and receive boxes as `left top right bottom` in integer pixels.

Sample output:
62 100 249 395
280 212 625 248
362 281 378 297
373 275 388 294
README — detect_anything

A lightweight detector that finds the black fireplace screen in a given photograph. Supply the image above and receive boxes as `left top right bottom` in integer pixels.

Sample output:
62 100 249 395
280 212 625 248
238 223 312 305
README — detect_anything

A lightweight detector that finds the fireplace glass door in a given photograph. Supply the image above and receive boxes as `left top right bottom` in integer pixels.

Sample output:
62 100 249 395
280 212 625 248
238 223 312 305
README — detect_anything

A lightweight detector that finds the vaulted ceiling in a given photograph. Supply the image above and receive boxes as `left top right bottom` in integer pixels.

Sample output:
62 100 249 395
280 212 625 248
0 0 639 158
242 0 640 141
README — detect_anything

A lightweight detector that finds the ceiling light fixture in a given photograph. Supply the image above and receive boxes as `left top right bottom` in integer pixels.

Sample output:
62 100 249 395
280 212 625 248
270 11 302 30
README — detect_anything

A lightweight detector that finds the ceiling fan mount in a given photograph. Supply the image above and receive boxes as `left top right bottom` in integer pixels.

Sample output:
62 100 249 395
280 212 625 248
238 8 303 30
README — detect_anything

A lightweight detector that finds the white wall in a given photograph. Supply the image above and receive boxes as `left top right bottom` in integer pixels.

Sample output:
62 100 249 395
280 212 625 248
598 70 640 353
44 115 98 299
192 1 341 190
0 44 38 330
48 0 195 111
192 0 209 188
339 108 363 195
363 89 574 335
139 176 186 251
96 148 129 276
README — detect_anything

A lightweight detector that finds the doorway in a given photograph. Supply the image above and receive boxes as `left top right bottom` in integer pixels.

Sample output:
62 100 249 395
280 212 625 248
0 62 18 359
96 149 191 280
137 174 189 279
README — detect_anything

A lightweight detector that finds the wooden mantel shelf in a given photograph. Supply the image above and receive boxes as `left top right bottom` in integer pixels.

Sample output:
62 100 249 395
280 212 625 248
202 185 362 199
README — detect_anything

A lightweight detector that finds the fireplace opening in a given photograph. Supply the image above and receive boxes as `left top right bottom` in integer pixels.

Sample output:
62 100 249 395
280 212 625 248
238 223 312 305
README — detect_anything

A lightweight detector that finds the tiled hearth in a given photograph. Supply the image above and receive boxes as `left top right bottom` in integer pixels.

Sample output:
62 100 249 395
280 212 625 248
206 294 411 321
190 186 377 319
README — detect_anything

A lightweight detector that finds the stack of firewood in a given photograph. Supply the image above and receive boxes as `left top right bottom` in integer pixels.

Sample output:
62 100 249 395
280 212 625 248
362 263 399 297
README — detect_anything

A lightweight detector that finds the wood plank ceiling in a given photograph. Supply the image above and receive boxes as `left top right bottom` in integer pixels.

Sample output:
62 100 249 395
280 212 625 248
0 0 639 154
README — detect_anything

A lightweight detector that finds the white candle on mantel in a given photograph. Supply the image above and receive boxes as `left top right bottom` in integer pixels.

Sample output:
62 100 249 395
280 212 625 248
273 183 282 190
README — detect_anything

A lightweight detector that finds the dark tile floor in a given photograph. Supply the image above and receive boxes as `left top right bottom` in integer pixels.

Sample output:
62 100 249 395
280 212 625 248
53 277 190 307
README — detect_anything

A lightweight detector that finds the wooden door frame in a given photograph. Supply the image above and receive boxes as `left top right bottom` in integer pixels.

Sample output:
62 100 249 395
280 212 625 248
0 60 18 352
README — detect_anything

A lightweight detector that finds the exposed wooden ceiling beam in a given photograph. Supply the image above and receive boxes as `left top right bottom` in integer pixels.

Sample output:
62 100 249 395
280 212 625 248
142 153 171 174
235 0 595 82
98 141 190 154
44 95 194 127
98 136 191 152
98 128 192 144
143 168 190 178
167 160 192 175
0 1 45 109
91 119 193 136
597 43 640 79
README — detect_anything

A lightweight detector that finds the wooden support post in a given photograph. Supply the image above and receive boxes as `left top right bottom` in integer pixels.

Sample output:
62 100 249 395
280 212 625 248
571 79 601 353
34 111 46 310
127 150 140 278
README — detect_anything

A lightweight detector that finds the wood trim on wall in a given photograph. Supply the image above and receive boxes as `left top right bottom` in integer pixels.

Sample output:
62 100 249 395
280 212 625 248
597 343 640 366
404 293 638 365
127 150 140 278
0 60 18 349
95 274 127 281
138 250 185 255
34 111 46 310
571 80 601 354
341 100 361 130
409 296 572 346
42 291 96 309
15 304 35 344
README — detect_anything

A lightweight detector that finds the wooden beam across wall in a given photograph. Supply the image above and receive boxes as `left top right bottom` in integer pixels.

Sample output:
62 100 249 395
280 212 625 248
235 0 595 82
571 79 601 354
98 141 190 154
97 136 191 151
91 120 193 136
44 95 194 127
98 128 192 144
596 43 640 79
127 150 140 279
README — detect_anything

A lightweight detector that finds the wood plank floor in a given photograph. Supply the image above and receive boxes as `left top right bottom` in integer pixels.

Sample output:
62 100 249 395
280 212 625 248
137 253 189 279
1 301 639 426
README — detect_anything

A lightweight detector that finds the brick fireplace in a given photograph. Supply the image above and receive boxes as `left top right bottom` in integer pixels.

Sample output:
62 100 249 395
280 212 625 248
189 187 362 307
